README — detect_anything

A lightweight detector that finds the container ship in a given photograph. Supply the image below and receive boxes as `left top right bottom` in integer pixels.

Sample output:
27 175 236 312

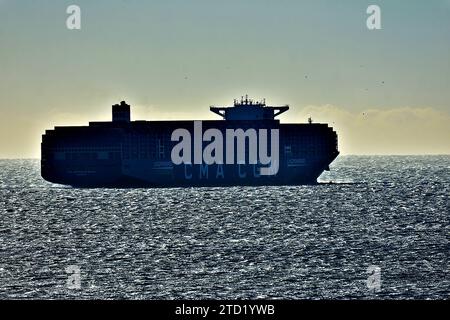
41 97 339 187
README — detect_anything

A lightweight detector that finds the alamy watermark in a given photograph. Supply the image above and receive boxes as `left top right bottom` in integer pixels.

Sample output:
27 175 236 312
65 5 381 31
66 5 81 30
66 265 81 289
367 5 382 30
366 265 381 292
171 121 280 176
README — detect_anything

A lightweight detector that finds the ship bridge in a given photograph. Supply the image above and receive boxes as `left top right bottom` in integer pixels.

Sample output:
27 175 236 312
210 95 289 120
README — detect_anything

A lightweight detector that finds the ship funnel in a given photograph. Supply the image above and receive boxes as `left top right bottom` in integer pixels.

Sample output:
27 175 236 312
112 101 131 122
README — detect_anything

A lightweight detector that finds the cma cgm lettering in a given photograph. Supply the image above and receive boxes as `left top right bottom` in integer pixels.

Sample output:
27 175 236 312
41 96 339 187
182 163 273 180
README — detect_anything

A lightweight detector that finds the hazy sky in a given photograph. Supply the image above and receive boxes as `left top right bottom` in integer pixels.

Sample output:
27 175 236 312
0 0 449 157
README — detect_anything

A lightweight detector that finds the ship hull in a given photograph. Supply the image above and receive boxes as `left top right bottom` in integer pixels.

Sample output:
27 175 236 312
41 154 338 188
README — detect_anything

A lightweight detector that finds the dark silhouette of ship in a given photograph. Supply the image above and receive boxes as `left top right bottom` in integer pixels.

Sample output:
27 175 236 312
41 96 339 187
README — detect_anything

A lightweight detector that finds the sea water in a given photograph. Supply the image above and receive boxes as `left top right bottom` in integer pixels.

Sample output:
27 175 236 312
0 156 448 299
